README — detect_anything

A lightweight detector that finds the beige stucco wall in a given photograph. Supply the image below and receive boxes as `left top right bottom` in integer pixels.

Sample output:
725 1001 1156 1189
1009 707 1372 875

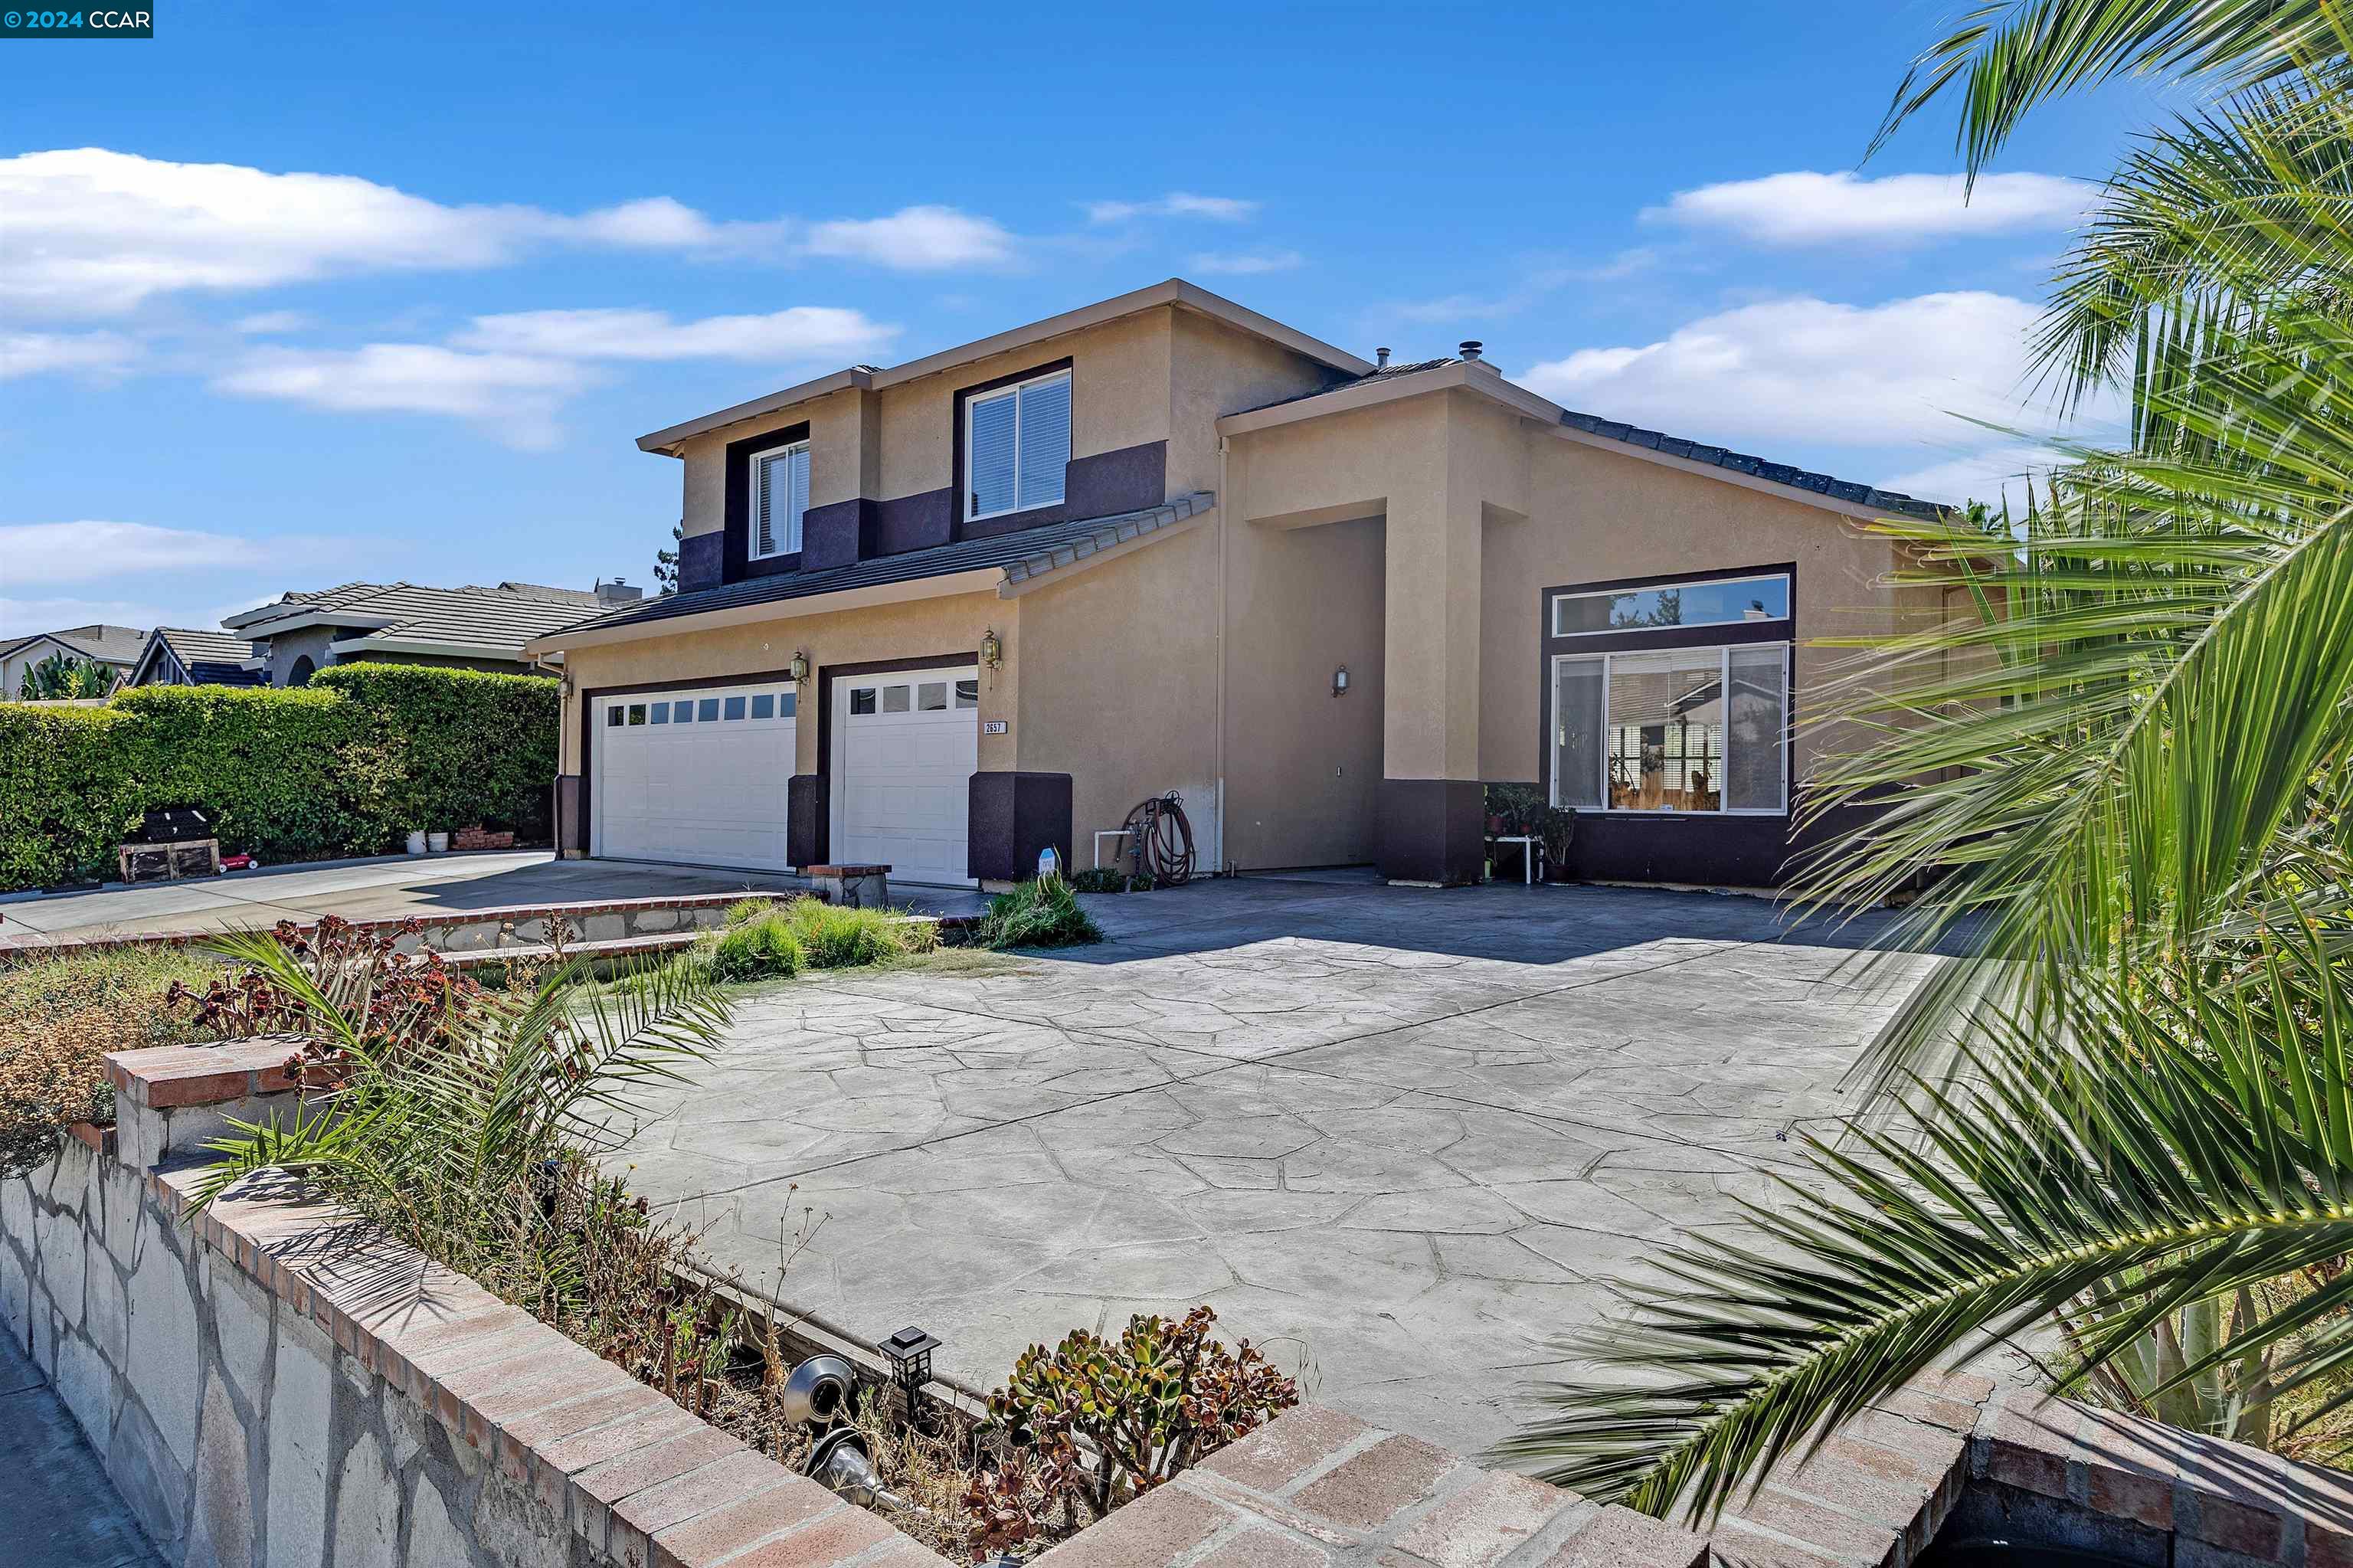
558 589 1020 778
1480 435 1933 790
673 308 1186 542
586 310 1950 882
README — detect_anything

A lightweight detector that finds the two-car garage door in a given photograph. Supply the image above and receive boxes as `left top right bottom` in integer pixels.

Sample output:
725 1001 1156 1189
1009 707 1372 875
591 665 980 885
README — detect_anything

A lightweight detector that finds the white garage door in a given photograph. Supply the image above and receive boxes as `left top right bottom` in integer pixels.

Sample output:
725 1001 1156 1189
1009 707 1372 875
594 684 797 871
832 666 979 886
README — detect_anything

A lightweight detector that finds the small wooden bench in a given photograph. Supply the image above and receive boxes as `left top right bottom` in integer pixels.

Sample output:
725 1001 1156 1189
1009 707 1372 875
804 863 891 909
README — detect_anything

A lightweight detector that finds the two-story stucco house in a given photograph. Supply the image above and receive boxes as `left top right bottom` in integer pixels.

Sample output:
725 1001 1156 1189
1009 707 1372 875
525 279 1955 890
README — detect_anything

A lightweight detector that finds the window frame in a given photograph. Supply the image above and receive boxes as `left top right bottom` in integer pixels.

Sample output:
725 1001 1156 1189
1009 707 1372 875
962 367 1072 524
747 437 811 561
1550 642 1790 817
1550 571 1792 640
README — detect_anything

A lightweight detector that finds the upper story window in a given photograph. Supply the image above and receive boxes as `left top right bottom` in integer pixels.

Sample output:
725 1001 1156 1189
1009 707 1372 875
1551 572 1789 637
966 368 1071 522
751 439 810 558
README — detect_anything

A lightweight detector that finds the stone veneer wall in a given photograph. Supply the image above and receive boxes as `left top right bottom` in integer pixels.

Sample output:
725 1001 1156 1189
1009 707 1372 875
0 1038 954 1568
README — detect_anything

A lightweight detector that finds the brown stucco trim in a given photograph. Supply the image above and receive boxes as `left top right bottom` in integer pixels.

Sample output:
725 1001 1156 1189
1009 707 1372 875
722 421 812 584
575 667 803 864
967 771 1073 882
1376 778 1486 885
951 356 1072 538
811 650 981 868
1533 560 1802 883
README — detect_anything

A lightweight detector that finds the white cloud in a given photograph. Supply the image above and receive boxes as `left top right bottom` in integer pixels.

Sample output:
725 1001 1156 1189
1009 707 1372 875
453 305 898 362
212 344 599 449
1516 291 2049 447
0 149 1019 319
801 206 1015 270
1650 170 2091 247
231 309 314 335
1188 249 1304 276
0 520 309 586
0 329 136 378
0 595 182 640
1086 192 1259 224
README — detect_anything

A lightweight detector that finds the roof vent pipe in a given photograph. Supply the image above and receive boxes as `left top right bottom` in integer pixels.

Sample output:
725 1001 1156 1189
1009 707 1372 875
1458 340 1484 362
1375 347 1391 368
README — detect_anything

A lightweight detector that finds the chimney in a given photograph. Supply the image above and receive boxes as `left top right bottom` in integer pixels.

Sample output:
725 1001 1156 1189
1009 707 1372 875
595 577 643 606
1375 347 1391 368
1458 340 1484 362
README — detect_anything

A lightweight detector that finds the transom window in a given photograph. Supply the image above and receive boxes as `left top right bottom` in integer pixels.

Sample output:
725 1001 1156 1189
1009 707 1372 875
965 368 1072 522
1552 572 1789 637
1552 644 1789 814
751 439 810 559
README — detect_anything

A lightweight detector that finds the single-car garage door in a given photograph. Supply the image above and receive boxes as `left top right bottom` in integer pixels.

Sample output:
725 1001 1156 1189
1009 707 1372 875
832 666 979 886
594 683 797 871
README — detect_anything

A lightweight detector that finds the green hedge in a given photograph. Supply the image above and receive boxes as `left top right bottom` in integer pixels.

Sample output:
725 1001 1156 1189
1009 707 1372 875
0 663 558 892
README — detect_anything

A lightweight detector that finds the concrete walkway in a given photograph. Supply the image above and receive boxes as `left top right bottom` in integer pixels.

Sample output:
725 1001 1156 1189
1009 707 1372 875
1 850 988 949
608 872 1937 1455
0 1327 163 1567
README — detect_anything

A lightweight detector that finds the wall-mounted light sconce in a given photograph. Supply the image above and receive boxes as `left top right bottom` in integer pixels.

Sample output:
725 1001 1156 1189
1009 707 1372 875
980 628 1003 669
1332 666 1351 697
787 650 810 683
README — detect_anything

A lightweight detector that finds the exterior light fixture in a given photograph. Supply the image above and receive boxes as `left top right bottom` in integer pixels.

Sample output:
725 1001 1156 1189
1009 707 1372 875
881 1324 941 1406
787 650 810 683
1332 666 1351 697
980 629 1003 669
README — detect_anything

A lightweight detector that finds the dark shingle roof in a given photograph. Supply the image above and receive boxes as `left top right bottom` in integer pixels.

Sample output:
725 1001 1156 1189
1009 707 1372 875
4 624 149 665
234 581 609 661
1251 358 1948 521
1555 410 1945 521
544 495 1214 640
151 627 265 686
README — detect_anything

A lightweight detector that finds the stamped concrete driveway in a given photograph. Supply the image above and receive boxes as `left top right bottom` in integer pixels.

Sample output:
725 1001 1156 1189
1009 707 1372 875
609 872 1934 1455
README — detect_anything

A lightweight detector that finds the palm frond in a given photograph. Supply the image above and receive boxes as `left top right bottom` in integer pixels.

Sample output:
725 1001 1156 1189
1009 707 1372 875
1789 293 2353 1094
1500 925 2353 1523
1870 0 2349 174
2036 75 2353 419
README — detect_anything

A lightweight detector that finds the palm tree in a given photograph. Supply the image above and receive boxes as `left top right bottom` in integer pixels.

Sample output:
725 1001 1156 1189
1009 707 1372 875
186 932 729 1299
1506 2 2353 1521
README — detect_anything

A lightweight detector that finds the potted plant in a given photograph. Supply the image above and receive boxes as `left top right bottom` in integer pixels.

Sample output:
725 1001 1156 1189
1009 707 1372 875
405 830 427 856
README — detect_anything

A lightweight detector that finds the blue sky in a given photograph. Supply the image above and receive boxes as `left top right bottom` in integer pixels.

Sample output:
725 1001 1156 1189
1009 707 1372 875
0 0 2152 640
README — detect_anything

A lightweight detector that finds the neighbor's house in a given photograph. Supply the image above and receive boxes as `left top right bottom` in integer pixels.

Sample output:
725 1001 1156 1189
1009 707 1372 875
224 580 643 687
525 278 1956 890
0 624 144 697
125 627 267 689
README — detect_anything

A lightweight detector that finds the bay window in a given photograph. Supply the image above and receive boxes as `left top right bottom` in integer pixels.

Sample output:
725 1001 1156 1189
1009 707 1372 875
1546 571 1792 815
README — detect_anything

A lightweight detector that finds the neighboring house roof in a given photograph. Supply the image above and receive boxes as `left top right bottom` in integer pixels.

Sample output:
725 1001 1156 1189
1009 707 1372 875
224 581 604 664
0 624 148 667
1225 355 1950 522
529 494 1216 651
635 279 1373 454
132 627 266 687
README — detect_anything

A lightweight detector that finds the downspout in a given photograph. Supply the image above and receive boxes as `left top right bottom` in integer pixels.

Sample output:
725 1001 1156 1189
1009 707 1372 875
1216 434 1230 876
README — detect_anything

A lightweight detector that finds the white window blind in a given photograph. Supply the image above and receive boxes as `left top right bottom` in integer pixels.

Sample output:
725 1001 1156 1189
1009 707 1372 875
966 369 1070 520
754 442 810 558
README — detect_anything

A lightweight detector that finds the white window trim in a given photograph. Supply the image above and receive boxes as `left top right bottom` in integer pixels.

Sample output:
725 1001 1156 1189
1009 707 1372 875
964 368 1072 524
748 438 810 560
1550 571 1792 639
1550 642 1790 816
